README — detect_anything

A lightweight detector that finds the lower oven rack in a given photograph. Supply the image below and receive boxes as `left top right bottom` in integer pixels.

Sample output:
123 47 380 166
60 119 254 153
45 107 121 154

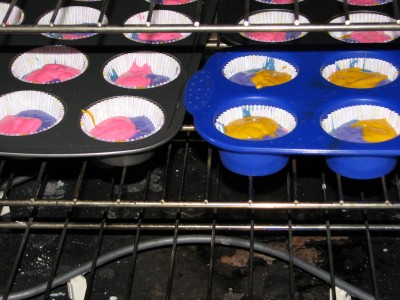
1 129 400 299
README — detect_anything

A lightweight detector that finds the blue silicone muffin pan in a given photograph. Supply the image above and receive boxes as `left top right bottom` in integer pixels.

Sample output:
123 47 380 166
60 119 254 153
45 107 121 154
184 49 400 179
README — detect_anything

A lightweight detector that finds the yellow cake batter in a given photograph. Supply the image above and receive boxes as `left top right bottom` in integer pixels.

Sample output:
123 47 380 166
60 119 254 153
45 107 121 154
251 69 292 89
225 116 279 140
351 119 397 143
328 67 388 88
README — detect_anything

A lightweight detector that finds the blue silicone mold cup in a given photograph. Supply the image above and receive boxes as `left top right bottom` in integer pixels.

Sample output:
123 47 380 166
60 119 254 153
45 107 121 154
321 104 400 179
214 104 297 176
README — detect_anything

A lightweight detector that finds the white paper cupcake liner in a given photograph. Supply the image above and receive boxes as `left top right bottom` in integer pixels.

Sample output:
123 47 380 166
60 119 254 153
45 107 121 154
0 2 24 25
144 0 197 5
0 90 65 136
103 51 181 89
321 105 400 143
80 96 165 143
255 0 304 4
11 45 88 85
321 57 398 88
328 12 399 43
238 10 310 43
37 6 108 40
215 105 296 139
222 55 298 87
123 10 192 44
337 0 391 6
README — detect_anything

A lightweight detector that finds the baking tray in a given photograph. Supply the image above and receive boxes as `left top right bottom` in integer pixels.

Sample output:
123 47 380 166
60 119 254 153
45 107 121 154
185 48 400 179
217 0 400 46
0 0 217 165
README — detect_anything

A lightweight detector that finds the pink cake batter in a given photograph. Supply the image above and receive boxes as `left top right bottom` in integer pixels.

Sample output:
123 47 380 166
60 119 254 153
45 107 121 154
24 63 81 83
348 0 386 5
136 32 183 42
162 0 192 3
343 31 392 43
90 116 139 142
0 115 42 135
115 62 152 87
245 32 288 42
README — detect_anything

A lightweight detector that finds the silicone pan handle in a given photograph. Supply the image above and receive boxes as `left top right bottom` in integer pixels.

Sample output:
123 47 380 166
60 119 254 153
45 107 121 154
184 70 214 113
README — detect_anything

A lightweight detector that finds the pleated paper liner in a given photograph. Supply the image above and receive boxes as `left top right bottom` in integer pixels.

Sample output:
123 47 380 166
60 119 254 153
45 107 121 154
103 52 181 89
11 45 88 85
0 90 65 136
80 96 165 143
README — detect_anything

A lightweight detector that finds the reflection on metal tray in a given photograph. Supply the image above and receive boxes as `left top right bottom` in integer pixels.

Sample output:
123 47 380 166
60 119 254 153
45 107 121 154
0 0 217 166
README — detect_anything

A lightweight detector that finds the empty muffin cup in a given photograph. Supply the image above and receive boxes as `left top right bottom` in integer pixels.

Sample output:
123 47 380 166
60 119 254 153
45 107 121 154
321 57 398 89
123 10 192 44
321 104 400 179
37 6 108 40
80 96 165 143
214 104 296 176
328 12 399 43
238 10 310 43
0 90 64 136
0 2 24 25
103 52 181 89
11 45 88 85
337 0 391 6
222 55 298 88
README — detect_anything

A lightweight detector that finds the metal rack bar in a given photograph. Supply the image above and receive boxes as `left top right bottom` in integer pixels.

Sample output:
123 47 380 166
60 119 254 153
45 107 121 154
362 196 379 300
125 167 151 299
393 0 400 23
97 0 110 26
43 161 87 298
206 148 217 300
84 177 115 300
1 23 400 33
4 199 398 209
287 160 296 300
2 162 47 299
2 222 400 231
146 0 156 27
324 173 336 300
1 0 18 26
248 177 255 300
49 0 65 27
194 0 203 26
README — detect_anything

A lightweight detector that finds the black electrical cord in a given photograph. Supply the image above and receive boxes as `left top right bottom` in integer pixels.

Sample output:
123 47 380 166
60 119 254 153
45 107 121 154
2 235 374 300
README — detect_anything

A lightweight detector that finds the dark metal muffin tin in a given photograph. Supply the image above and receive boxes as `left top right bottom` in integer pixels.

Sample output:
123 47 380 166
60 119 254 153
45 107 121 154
0 0 217 165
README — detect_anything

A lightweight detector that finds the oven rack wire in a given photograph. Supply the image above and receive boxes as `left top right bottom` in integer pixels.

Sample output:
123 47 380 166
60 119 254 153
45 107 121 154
2 0 400 33
1 131 399 299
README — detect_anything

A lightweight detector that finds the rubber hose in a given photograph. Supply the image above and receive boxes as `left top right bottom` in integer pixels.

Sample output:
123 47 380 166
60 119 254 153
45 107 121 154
3 235 374 300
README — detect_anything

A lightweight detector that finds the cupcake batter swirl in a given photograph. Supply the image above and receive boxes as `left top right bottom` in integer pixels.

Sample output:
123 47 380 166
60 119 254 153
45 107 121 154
328 67 389 88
